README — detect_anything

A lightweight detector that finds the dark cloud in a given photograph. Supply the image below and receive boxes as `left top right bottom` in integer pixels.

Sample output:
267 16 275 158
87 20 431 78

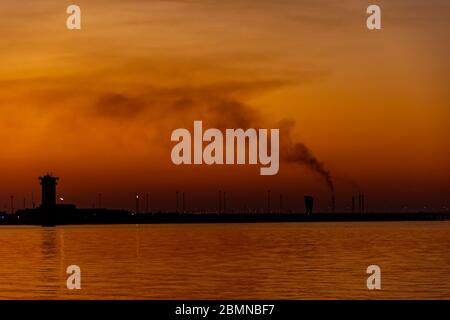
95 93 146 119
89 80 284 124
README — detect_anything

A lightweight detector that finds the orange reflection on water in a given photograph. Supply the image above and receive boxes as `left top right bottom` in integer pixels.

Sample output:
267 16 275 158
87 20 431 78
0 222 449 299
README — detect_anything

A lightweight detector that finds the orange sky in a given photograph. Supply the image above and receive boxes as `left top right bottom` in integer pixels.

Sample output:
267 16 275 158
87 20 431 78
0 0 448 211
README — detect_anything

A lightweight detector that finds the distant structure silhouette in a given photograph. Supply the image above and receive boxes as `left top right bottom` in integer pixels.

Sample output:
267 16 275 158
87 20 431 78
39 174 59 208
304 196 314 214
7 173 130 226
135 193 140 213
358 193 365 213
0 173 447 226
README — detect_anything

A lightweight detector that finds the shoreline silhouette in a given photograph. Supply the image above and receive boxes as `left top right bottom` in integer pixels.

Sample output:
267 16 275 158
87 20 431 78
1 173 448 226
1 210 449 226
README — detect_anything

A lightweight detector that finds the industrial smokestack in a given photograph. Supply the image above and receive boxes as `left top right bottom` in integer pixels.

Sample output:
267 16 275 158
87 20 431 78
304 196 314 214
331 195 336 213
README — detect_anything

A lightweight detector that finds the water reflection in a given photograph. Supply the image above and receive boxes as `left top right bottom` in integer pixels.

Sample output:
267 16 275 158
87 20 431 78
41 228 58 258
0 222 448 299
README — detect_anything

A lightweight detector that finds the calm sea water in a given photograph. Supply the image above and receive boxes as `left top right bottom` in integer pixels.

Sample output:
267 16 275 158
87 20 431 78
0 222 449 299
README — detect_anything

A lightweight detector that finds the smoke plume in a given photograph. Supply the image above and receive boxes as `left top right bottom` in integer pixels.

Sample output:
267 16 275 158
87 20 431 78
279 119 334 191
91 80 335 191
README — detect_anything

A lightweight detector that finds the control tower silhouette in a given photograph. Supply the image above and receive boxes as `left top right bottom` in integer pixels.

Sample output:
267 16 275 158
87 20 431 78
39 174 59 208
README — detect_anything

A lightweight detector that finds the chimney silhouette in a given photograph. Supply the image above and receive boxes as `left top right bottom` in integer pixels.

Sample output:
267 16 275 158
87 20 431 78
39 174 59 208
304 196 314 214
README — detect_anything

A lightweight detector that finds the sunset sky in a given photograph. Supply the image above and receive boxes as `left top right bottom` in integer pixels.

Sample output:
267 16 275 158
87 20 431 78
0 0 448 211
